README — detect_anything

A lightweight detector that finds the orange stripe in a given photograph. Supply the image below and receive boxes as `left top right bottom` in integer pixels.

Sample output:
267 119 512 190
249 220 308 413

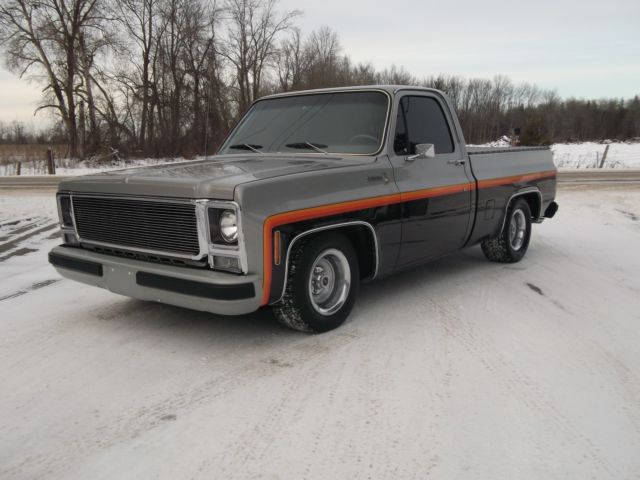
476 170 556 189
260 170 556 305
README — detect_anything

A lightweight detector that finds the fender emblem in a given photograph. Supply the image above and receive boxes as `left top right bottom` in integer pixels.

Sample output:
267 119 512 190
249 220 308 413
367 174 390 184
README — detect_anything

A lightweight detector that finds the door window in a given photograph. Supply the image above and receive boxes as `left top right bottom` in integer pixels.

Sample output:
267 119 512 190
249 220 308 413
393 96 454 155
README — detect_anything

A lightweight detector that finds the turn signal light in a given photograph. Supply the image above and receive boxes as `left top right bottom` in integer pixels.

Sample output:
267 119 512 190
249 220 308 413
211 255 241 273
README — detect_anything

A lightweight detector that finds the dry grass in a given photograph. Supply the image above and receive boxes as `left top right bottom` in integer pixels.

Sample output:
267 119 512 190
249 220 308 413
0 144 68 175
0 144 68 165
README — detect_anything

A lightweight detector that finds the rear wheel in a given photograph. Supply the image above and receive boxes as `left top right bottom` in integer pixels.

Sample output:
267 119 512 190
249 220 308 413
481 198 532 263
273 233 359 333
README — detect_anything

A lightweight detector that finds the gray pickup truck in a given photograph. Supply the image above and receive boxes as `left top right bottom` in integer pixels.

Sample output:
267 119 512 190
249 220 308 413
49 86 558 332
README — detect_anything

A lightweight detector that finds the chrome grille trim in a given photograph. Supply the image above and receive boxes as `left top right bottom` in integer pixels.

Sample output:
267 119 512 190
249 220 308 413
70 194 204 260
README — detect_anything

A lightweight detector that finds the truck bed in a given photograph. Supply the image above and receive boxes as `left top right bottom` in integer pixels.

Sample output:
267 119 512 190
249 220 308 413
466 146 555 183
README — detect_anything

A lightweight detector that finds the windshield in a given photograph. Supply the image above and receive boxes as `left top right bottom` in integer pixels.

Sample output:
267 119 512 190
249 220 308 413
219 91 389 155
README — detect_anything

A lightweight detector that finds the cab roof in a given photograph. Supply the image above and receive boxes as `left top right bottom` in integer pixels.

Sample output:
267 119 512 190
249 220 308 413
259 85 443 100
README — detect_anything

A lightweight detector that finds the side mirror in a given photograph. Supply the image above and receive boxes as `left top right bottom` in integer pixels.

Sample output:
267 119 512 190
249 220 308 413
406 143 435 161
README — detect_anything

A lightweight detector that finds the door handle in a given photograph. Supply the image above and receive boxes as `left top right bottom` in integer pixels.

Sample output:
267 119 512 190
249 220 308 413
447 159 466 166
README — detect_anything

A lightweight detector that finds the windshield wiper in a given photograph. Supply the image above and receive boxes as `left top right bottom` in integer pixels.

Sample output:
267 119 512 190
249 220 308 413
285 142 328 154
229 143 263 153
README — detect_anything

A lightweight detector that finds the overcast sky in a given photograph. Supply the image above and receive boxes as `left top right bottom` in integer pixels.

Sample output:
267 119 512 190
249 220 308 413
1 0 638 124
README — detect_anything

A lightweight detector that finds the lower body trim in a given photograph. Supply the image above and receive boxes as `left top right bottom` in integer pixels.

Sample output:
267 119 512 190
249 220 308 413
136 271 255 300
49 251 103 277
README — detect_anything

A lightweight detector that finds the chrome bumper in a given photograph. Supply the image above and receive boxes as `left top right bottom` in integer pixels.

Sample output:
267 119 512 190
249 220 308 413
49 246 261 316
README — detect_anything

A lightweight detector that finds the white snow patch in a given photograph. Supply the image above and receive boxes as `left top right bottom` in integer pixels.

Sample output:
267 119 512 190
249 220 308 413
551 142 640 169
470 140 640 169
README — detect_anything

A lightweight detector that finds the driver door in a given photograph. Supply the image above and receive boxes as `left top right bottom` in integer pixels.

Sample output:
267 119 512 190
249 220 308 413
389 93 474 268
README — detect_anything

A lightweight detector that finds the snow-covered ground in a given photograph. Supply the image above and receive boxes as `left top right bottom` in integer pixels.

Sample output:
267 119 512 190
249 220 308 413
552 142 640 169
477 137 640 169
1 185 640 479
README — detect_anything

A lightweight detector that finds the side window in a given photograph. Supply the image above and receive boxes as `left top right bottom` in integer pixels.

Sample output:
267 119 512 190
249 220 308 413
393 96 455 155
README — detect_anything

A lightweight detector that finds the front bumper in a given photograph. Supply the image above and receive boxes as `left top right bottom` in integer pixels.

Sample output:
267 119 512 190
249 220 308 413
48 246 262 316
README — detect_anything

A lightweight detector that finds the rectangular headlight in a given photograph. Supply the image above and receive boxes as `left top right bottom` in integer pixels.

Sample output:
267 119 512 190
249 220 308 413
207 207 238 246
200 200 246 274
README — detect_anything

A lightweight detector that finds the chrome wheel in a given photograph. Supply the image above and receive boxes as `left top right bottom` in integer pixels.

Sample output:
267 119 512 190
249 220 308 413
308 248 351 316
509 209 527 251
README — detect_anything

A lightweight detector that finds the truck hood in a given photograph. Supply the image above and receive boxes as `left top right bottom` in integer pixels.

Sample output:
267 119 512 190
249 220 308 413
58 154 372 200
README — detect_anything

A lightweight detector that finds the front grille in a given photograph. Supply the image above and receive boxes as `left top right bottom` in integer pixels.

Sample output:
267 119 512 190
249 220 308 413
72 196 201 257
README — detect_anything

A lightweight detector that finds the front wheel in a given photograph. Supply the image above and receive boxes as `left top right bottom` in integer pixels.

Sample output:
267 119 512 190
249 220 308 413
481 198 532 263
273 233 359 333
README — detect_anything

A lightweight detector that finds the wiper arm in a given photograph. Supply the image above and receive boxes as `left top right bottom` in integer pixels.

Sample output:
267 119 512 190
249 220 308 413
285 142 328 154
229 143 263 153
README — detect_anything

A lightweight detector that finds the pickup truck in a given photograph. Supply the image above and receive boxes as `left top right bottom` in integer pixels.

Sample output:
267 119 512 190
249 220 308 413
49 86 558 332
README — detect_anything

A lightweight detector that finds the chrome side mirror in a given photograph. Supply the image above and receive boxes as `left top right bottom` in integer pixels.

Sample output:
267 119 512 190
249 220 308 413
406 143 435 162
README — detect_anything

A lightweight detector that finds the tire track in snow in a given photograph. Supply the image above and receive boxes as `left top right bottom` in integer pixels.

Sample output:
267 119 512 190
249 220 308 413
0 220 57 262
202 336 355 479
0 279 60 302
1 330 361 479
427 297 621 479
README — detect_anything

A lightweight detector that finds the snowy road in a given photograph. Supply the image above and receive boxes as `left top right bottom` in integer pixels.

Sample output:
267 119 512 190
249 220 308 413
1 186 640 479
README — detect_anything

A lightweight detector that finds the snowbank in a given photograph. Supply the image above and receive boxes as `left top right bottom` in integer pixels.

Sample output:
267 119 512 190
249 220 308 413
551 142 640 169
469 140 640 169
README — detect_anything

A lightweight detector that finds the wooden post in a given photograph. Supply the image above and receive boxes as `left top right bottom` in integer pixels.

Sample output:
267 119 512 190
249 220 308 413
16 161 21 176
598 145 610 168
47 147 56 175
512 127 521 147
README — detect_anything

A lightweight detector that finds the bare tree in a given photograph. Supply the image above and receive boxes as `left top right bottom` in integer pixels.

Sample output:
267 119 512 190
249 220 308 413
304 26 341 89
0 0 105 158
276 27 306 91
182 0 220 152
377 65 415 86
221 0 300 112
113 0 161 150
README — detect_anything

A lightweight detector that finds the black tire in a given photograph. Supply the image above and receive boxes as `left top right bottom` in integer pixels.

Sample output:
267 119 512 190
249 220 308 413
273 232 360 333
481 198 532 263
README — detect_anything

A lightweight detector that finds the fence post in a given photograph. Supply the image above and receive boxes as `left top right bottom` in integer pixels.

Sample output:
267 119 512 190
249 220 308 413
16 161 21 176
47 147 56 175
598 145 610 168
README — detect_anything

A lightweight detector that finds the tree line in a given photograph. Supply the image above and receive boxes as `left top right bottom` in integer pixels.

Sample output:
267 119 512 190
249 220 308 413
1 0 638 159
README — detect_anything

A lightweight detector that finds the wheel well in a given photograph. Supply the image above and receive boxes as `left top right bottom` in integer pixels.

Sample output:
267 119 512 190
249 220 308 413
518 192 542 219
340 225 377 280
294 224 377 280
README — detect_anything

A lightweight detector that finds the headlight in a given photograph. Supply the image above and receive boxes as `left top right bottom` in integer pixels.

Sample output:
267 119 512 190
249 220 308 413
205 204 244 273
219 210 238 243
